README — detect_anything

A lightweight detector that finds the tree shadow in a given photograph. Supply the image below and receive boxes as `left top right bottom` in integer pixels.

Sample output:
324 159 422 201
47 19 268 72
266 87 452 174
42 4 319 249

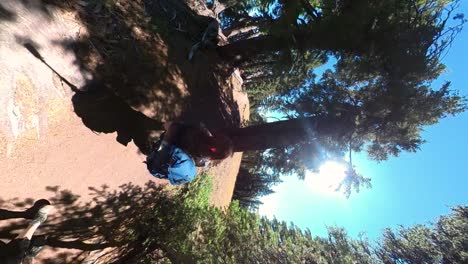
0 3 17 21
71 87 164 153
0 182 175 263
17 39 165 154
5 0 243 153
17 0 53 17
48 0 241 141
0 0 53 23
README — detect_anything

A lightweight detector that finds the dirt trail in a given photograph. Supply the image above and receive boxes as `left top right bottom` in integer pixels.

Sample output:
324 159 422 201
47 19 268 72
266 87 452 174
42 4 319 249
0 101 162 262
0 1 156 202
0 0 249 206
0 111 161 203
0 1 249 261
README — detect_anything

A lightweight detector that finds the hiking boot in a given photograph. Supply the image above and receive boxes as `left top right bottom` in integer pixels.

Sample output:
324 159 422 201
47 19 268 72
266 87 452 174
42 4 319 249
25 235 47 258
24 199 51 219
26 245 44 258
31 205 53 225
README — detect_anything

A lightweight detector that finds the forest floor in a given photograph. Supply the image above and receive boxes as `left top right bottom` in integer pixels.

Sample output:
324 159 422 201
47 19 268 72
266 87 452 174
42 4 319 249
0 0 248 262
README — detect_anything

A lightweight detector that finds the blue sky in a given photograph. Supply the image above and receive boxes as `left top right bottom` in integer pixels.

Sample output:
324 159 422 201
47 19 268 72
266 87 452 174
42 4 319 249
259 3 468 240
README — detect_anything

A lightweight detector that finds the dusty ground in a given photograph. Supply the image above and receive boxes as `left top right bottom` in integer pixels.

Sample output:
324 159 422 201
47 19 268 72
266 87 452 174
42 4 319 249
0 0 248 262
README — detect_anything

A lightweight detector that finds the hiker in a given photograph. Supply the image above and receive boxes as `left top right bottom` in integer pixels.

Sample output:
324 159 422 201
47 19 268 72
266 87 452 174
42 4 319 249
146 122 233 185
0 200 53 264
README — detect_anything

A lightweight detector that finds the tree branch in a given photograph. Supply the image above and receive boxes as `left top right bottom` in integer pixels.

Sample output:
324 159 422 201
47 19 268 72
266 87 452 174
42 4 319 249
300 0 319 21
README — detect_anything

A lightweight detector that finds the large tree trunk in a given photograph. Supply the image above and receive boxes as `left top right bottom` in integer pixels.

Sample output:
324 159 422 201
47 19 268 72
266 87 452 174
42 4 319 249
217 34 292 62
217 32 348 62
213 0 244 14
217 21 366 62
225 116 354 152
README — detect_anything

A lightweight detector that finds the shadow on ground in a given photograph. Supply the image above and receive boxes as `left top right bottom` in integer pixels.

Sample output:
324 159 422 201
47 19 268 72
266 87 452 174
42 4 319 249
0 182 178 263
1 0 242 154
0 2 245 261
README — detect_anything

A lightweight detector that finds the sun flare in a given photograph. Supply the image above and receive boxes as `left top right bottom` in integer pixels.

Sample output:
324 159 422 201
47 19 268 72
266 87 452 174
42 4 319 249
305 161 347 195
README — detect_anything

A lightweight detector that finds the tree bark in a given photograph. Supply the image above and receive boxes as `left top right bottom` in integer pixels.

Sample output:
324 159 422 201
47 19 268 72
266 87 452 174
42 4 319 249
223 18 270 38
213 0 244 14
226 26 258 39
217 21 365 62
225 115 353 152
217 34 291 62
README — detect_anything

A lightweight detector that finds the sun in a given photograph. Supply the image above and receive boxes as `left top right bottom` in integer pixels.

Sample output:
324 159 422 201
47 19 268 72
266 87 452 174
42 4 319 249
305 161 347 195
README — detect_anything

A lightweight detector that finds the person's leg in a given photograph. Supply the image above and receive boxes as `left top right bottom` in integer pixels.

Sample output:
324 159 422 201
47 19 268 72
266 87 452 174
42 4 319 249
0 239 9 256
0 199 50 220
17 205 53 240
23 199 51 219
1 205 53 261
0 209 27 220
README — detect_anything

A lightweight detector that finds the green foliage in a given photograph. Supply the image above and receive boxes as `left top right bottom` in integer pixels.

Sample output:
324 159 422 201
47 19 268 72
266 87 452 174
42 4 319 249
126 178 467 264
222 0 466 198
277 63 467 162
251 57 465 195
233 151 283 209
131 173 214 263
312 227 378 264
377 206 468 264
244 50 328 108
183 172 213 208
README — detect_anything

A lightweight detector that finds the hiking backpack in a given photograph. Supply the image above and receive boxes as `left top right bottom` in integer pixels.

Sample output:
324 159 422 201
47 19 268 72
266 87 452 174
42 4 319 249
146 135 197 185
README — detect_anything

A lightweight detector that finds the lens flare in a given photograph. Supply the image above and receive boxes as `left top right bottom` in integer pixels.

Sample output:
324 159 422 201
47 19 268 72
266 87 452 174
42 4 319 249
305 161 347 195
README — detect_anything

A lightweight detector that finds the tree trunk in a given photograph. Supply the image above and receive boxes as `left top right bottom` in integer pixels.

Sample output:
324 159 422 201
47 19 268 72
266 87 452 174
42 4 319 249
226 26 259 39
217 22 364 62
225 116 353 152
217 34 291 62
213 0 244 14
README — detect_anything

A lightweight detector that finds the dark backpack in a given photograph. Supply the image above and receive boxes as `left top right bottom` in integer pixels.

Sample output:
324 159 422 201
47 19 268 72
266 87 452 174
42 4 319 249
146 137 197 185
